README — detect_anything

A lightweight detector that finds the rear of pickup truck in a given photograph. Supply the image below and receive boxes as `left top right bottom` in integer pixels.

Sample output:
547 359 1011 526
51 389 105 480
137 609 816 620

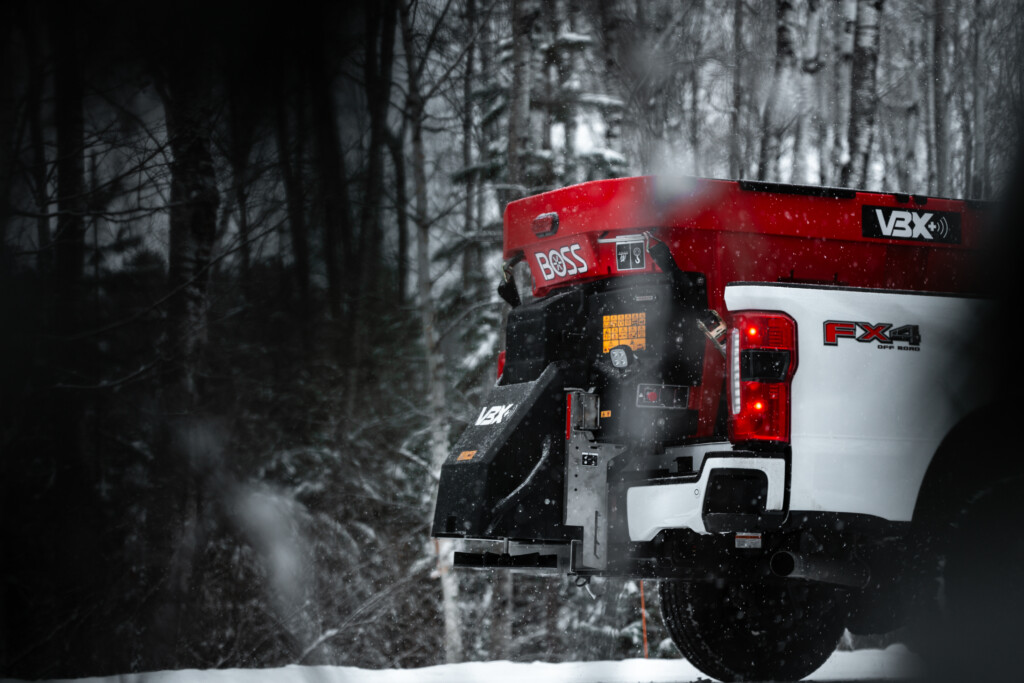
626 282 994 538
430 176 997 681
725 283 993 523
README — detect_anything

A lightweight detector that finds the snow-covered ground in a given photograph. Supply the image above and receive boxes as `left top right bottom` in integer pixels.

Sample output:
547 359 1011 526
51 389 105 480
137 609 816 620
7 645 920 683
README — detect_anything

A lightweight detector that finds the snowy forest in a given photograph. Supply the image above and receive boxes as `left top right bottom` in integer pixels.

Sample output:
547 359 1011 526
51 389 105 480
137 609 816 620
1 0 1023 678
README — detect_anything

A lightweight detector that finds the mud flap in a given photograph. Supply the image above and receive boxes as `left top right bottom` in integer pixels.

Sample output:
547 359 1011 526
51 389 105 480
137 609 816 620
431 364 578 542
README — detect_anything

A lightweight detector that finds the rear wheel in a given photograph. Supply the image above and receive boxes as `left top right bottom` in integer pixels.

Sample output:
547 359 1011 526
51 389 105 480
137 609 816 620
659 578 846 681
922 476 1024 680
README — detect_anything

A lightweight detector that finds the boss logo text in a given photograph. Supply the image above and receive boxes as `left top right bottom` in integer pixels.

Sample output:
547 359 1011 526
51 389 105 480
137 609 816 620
535 244 589 281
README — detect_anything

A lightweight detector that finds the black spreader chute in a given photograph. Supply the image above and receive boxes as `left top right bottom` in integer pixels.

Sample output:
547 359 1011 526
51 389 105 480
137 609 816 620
431 363 579 543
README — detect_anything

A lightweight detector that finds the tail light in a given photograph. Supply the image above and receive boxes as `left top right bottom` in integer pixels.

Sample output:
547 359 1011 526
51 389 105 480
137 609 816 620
728 312 797 443
496 350 506 381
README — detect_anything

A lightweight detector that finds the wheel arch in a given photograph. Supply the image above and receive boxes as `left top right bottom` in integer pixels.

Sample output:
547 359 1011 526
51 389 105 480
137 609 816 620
913 405 1021 525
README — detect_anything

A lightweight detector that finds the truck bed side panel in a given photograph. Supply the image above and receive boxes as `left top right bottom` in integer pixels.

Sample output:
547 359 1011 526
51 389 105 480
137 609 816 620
725 284 994 521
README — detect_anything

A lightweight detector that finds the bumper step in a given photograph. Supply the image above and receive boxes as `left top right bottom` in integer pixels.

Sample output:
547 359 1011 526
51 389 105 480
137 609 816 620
453 551 559 570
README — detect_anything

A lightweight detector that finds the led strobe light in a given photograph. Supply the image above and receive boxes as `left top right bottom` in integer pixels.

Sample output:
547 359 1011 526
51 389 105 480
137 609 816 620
730 327 741 415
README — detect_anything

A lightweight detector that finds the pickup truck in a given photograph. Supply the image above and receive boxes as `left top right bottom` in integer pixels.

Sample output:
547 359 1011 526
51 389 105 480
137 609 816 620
432 176 1011 680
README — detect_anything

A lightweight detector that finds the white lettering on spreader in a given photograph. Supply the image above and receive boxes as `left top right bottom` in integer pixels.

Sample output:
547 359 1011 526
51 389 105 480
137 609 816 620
534 244 589 281
475 404 516 426
875 209 934 240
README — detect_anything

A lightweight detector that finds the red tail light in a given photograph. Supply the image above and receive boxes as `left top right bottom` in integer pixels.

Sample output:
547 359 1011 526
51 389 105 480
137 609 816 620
496 350 506 380
728 312 797 443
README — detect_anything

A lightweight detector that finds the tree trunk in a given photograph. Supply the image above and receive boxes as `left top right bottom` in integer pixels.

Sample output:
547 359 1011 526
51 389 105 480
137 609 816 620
388 127 410 306
274 96 312 345
461 0 480 295
794 0 823 184
52 9 86 330
308 35 353 322
38 7 97 672
26 27 51 272
832 0 857 182
933 0 950 195
922 16 935 193
355 0 397 304
730 0 744 178
968 0 986 197
0 9 15 252
400 0 463 663
151 52 221 668
689 1 704 176
481 0 512 639
505 0 538 207
345 0 397 416
956 0 971 197
892 29 922 192
227 87 253 296
757 0 799 182
162 102 219 405
841 0 883 188
540 0 556 174
597 0 629 169
817 3 832 186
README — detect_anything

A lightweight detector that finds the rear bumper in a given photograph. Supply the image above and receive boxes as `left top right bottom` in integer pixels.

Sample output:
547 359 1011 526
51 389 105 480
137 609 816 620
625 454 786 541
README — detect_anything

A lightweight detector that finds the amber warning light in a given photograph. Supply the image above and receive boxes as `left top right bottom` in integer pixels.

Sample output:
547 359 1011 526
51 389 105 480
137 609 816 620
532 212 559 237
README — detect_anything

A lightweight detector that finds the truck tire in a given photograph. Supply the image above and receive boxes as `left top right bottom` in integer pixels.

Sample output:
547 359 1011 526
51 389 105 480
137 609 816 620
928 476 1024 680
659 578 845 681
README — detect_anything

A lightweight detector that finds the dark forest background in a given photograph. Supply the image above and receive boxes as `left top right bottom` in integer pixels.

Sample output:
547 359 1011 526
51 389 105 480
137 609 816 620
1 0 1022 678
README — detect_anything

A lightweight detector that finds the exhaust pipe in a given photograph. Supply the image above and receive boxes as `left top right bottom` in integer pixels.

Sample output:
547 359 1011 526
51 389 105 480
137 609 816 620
770 551 870 589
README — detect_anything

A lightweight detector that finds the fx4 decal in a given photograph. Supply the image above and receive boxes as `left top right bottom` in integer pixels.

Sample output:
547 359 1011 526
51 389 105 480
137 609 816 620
824 321 921 348
475 403 516 426
862 205 961 244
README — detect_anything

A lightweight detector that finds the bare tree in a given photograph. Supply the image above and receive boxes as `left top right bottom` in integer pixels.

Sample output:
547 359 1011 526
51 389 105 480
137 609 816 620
967 0 987 197
0 6 16 251
730 0 744 178
274 91 312 344
757 0 799 181
350 0 398 362
461 0 480 294
841 0 883 187
596 0 630 166
149 43 221 670
225 80 255 294
832 0 857 181
399 0 464 663
387 125 410 305
932 0 950 194
25 16 51 272
308 26 353 323
793 0 824 184
505 0 539 206
52 7 86 329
